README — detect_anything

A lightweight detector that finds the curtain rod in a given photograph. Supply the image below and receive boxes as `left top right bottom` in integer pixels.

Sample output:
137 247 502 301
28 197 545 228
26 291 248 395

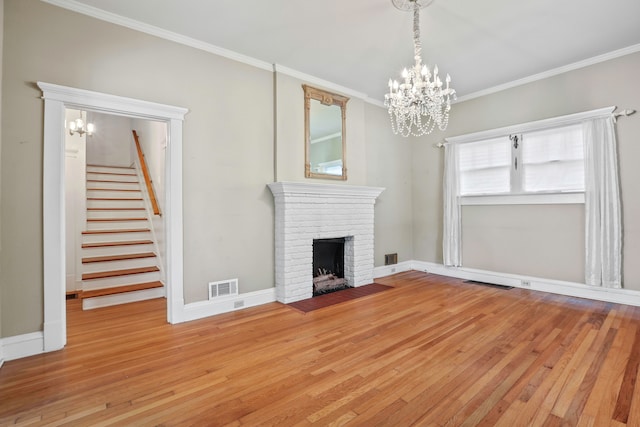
614 108 636 120
436 108 636 148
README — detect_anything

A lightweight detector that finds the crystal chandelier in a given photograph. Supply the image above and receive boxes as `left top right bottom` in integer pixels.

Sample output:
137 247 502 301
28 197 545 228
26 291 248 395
68 110 95 137
384 0 456 137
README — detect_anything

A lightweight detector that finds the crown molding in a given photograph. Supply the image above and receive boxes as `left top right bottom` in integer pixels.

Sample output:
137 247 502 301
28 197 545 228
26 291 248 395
273 64 369 102
41 0 384 105
455 43 640 103
40 0 273 72
41 1 640 110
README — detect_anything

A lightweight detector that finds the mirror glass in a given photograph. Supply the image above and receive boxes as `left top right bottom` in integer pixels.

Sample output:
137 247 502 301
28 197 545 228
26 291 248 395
304 85 349 180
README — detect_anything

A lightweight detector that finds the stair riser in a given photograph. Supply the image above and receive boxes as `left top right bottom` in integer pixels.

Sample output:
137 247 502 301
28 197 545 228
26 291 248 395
86 190 143 199
86 181 141 190
87 199 145 209
82 271 162 290
86 220 149 231
87 210 147 219
82 231 152 244
82 257 158 274
82 244 156 257
87 165 136 174
82 287 165 310
87 172 138 182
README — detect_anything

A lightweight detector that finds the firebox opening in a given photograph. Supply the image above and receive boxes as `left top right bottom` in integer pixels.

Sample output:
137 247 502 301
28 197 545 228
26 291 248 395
312 238 350 296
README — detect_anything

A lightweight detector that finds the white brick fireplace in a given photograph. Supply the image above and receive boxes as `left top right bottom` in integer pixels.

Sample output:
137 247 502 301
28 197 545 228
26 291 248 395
268 182 384 303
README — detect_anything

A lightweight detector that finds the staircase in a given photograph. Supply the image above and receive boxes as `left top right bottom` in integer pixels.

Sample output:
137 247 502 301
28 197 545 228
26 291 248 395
81 164 164 309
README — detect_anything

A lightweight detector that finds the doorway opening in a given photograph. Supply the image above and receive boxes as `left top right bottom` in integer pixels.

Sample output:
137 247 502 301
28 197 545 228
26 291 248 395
40 82 188 352
64 109 168 312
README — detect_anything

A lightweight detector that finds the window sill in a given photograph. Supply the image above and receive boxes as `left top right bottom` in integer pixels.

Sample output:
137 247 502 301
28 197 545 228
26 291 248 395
460 192 585 206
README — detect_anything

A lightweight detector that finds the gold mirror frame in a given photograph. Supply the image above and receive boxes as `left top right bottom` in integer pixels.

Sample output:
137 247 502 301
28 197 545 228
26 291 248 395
303 84 349 180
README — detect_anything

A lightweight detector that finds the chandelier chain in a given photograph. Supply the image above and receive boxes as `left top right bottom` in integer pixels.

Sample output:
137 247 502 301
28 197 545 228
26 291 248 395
384 0 456 137
413 2 421 60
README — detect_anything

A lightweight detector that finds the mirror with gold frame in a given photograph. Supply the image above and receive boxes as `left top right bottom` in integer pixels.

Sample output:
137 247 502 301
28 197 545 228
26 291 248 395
303 84 349 180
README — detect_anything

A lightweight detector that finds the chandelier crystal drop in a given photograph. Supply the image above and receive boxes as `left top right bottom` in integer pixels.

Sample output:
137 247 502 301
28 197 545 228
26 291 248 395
384 0 456 137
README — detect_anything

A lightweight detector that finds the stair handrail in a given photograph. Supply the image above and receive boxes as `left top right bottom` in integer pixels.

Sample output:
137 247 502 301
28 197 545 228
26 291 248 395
132 130 161 216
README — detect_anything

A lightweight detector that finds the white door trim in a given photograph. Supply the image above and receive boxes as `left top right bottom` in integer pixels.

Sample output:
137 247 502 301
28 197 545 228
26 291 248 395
38 82 188 352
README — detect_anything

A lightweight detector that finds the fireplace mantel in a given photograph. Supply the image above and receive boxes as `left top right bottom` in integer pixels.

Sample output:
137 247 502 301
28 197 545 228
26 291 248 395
268 182 384 303
268 182 385 199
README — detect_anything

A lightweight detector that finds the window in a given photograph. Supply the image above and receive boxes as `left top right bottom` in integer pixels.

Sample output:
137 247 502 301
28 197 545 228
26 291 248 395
459 137 511 195
457 123 585 201
521 124 584 193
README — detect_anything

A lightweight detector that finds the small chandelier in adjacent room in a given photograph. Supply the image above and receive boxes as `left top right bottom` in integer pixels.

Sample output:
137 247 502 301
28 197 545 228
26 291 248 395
384 0 456 137
68 111 95 137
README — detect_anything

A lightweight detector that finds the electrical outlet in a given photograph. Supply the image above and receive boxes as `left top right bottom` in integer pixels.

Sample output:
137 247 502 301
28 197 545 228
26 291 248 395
234 300 245 309
391 267 396 273
521 280 531 287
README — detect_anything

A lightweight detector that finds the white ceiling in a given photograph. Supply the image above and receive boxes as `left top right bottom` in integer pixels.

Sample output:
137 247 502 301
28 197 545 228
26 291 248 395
68 0 640 101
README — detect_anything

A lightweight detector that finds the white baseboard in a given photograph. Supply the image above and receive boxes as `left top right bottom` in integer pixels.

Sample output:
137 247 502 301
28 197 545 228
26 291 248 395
182 288 277 322
373 261 413 279
0 332 45 363
411 260 640 307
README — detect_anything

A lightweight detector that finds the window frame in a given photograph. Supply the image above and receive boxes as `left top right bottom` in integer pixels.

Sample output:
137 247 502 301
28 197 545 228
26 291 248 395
445 106 615 206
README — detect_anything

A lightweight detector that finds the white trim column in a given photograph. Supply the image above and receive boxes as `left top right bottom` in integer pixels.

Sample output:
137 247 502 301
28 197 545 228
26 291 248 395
43 97 66 352
166 118 185 323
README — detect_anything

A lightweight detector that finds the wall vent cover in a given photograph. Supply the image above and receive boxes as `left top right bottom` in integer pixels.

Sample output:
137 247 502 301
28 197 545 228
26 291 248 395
385 253 398 265
208 278 239 300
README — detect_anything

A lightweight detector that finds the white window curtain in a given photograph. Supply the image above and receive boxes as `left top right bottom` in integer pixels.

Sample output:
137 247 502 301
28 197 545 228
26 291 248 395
443 143 462 267
584 115 622 288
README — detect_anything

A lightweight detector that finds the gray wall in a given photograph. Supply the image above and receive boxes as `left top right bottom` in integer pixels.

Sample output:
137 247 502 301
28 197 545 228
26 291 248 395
461 205 584 282
85 112 135 167
413 52 640 290
365 103 414 266
0 0 275 335
0 0 413 338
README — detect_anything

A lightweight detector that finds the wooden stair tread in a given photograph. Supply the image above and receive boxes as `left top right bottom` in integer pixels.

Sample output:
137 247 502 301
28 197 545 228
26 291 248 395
87 179 138 183
87 164 135 169
81 281 163 299
87 188 142 192
86 171 137 176
82 228 150 235
87 197 143 201
87 218 147 222
87 207 145 211
82 240 153 248
83 252 156 264
82 266 159 280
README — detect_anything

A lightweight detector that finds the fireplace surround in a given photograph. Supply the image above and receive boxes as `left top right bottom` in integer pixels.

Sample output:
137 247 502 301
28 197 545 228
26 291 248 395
268 182 384 303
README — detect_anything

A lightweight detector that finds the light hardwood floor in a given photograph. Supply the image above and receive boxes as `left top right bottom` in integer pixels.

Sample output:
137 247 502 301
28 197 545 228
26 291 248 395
2 271 640 426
